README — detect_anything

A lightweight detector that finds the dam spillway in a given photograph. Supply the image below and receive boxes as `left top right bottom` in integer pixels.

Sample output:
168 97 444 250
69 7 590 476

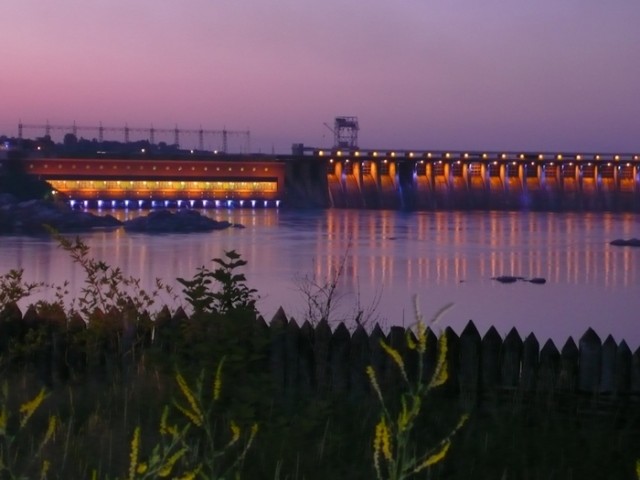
18 148 640 211
312 148 640 212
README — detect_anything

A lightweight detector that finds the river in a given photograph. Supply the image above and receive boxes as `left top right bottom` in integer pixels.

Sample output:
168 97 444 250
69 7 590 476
1 209 639 348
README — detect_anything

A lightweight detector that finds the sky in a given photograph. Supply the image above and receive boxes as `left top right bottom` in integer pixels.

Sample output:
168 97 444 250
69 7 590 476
3 0 640 154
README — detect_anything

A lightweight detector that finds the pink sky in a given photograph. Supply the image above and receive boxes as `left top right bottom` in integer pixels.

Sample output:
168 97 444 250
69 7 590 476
3 0 639 154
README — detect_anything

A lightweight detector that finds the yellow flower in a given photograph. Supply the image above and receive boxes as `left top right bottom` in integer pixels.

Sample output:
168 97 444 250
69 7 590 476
128 426 140 480
40 460 50 480
175 373 203 425
158 448 186 477
366 365 383 403
635 458 639 479
19 388 47 428
0 406 7 435
429 334 448 388
175 465 202 480
159 405 169 435
229 421 241 446
136 462 148 474
173 401 203 427
379 339 408 383
374 417 393 464
42 415 57 446
213 357 225 401
416 320 427 354
414 439 451 473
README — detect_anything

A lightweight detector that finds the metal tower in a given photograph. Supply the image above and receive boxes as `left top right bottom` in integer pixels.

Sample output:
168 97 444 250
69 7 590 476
333 116 359 149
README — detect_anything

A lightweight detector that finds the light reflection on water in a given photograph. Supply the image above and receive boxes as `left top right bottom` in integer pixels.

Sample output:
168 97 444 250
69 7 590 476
1 209 639 348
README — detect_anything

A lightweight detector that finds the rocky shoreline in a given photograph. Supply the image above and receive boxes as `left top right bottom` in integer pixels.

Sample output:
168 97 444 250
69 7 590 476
0 194 239 235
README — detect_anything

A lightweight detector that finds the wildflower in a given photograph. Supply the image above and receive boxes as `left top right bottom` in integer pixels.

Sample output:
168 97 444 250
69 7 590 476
19 388 47 428
413 439 451 473
380 339 409 383
159 405 169 435
429 334 448 388
213 357 225 401
158 448 186 477
40 460 50 480
128 426 141 480
0 406 7 435
173 400 203 427
175 373 203 425
175 465 202 480
41 414 57 447
229 421 241 446
366 366 384 403
136 462 148 474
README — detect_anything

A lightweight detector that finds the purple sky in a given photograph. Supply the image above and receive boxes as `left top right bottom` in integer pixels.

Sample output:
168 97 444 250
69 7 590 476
3 0 640 154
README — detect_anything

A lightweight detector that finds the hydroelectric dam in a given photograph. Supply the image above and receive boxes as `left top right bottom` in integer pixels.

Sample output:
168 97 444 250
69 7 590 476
16 148 640 212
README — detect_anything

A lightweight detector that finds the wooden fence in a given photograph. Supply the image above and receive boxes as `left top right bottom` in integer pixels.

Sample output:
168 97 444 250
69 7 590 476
1 302 639 407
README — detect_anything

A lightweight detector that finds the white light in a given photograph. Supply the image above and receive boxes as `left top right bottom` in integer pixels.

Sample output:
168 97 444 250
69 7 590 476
164 200 169 207
264 200 268 207
227 200 233 208
111 200 116 208
190 200 195 207
138 200 144 208
276 200 281 208
251 200 256 208
124 200 130 208
177 200 183 208
239 200 244 207
203 200 208 207
215 200 221 208
97 200 103 208
69 200 76 208
83 200 88 208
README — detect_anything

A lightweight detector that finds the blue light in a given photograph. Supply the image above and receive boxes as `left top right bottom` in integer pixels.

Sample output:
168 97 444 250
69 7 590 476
151 201 157 208
111 200 116 208
164 200 169 208
215 200 220 208
138 200 144 208
251 200 256 208
83 200 89 208
97 200 103 208
69 200 76 208
227 200 233 208
124 200 130 208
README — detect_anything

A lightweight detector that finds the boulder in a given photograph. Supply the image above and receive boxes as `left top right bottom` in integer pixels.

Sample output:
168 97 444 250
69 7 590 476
122 209 239 233
0 197 121 234
610 238 640 247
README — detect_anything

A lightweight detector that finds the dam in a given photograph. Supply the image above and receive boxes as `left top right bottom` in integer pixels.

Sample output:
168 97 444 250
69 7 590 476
17 148 640 212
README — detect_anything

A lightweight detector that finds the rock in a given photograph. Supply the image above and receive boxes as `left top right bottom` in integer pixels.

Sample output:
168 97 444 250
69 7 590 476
610 238 640 247
492 275 522 284
0 197 121 234
122 209 237 233
492 275 546 285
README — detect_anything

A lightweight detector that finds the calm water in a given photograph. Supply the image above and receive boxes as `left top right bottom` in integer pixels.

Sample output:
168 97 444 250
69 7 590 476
1 209 639 348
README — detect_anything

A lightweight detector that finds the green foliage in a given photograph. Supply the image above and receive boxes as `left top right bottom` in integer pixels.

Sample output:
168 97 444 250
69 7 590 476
368 298 468 480
0 269 43 312
177 250 258 317
48 229 176 321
